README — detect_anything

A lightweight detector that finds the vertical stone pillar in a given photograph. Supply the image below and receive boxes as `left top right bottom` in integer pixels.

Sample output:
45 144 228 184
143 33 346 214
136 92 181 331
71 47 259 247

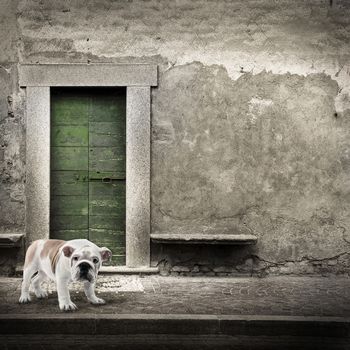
126 86 151 267
25 87 50 244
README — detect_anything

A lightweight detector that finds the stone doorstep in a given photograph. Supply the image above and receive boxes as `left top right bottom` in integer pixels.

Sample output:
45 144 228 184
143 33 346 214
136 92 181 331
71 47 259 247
0 233 24 248
0 314 349 338
100 266 159 274
15 264 159 276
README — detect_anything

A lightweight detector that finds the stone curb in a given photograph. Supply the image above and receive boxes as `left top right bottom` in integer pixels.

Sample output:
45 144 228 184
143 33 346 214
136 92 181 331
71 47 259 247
1 314 349 338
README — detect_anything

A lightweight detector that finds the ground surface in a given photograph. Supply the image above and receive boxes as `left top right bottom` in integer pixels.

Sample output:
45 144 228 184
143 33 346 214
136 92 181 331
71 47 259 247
1 275 350 316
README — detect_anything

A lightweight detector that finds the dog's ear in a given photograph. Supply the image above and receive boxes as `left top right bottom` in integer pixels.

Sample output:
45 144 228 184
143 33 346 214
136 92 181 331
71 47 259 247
99 247 112 262
62 246 75 258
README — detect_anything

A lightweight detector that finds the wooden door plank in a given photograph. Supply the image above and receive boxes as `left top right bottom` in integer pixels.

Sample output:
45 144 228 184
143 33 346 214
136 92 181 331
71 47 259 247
89 229 126 266
89 215 125 230
51 230 89 241
51 183 88 196
51 170 89 183
89 181 125 197
51 147 89 171
88 170 125 180
90 93 126 122
89 122 125 147
51 196 88 216
89 147 125 174
51 170 88 196
51 125 88 147
51 95 89 126
89 199 125 216
51 215 88 230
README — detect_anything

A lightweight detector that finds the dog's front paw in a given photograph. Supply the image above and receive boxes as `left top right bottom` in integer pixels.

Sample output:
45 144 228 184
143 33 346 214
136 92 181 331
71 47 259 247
90 297 105 305
35 290 48 299
19 294 31 304
59 301 78 312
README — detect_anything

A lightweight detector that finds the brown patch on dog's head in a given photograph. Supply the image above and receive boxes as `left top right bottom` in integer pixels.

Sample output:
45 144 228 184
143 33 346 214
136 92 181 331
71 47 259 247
24 240 39 268
40 240 66 274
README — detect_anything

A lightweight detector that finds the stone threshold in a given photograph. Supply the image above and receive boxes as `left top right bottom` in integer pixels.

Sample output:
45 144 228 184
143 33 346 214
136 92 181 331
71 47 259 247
15 264 159 275
100 266 159 274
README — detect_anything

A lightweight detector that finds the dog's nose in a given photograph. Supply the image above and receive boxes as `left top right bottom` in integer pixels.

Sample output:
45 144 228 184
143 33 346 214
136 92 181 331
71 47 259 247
79 262 91 272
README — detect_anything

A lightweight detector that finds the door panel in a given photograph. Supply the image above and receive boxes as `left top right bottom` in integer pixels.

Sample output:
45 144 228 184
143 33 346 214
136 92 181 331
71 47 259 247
51 215 89 230
51 95 89 125
51 147 89 171
51 196 89 216
89 147 125 176
50 88 126 265
90 94 126 122
89 122 125 147
51 125 89 147
51 170 89 196
51 230 89 241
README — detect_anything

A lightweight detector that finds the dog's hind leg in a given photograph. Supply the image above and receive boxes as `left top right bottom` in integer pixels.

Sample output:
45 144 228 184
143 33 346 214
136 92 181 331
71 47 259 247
32 270 48 299
19 263 38 303
19 240 40 304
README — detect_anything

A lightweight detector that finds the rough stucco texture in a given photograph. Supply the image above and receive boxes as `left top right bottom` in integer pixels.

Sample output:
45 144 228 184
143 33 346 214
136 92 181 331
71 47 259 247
0 0 349 275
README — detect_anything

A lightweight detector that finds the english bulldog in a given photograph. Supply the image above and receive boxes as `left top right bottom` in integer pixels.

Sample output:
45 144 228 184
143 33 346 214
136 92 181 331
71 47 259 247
19 239 112 311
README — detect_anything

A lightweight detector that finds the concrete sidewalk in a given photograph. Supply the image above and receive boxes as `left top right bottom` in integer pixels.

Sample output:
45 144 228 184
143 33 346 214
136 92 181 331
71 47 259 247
1 275 350 316
1 276 350 349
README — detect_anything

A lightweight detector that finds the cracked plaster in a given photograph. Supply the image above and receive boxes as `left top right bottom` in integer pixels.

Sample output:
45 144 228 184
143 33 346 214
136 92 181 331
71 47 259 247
0 0 350 275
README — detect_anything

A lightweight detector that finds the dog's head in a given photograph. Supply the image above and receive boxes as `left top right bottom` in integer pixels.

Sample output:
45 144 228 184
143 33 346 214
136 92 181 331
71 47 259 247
62 244 112 283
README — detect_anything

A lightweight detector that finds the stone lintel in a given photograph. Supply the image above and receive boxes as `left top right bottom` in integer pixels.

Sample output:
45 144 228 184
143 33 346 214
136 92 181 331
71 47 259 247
19 64 158 87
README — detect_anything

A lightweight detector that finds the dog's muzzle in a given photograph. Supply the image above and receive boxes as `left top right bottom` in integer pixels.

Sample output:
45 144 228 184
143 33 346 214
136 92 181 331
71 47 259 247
78 262 94 282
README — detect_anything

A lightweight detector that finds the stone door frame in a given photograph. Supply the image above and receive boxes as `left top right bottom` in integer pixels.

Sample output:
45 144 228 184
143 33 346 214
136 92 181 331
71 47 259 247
20 64 157 268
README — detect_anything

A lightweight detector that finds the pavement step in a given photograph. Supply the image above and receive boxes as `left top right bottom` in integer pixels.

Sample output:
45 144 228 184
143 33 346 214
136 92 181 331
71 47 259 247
1 314 349 338
1 334 349 350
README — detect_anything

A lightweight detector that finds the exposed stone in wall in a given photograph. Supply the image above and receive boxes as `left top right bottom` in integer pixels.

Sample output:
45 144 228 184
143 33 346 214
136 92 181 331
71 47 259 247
0 65 26 232
0 0 25 233
154 249 350 277
0 248 21 275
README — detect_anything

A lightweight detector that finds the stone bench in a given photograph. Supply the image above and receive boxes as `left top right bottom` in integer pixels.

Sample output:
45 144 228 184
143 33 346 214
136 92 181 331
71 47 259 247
150 233 257 245
0 234 24 248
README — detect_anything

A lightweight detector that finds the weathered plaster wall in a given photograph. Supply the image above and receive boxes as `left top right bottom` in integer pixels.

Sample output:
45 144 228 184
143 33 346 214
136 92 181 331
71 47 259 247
0 0 349 275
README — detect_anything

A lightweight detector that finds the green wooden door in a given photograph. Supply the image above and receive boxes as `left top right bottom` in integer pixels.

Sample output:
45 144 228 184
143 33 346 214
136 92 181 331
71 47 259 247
50 88 126 265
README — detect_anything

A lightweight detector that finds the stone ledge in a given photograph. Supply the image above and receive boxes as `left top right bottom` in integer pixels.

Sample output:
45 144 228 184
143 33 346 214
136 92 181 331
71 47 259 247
0 234 24 248
151 233 257 245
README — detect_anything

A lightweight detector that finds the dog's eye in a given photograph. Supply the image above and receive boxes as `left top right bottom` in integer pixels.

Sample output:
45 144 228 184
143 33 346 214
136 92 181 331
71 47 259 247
72 256 79 261
93 258 99 264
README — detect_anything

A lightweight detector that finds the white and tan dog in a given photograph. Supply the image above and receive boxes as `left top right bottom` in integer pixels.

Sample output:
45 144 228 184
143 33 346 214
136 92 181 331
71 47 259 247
19 239 112 311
